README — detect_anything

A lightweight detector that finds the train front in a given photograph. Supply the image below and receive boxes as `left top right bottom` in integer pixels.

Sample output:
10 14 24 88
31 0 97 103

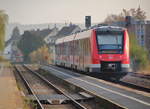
92 26 131 76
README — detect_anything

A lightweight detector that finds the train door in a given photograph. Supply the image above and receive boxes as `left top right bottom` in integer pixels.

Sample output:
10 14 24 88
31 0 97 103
79 39 84 70
73 40 79 69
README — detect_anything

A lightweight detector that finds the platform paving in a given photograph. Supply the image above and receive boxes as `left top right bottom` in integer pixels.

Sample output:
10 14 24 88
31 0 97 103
0 63 24 109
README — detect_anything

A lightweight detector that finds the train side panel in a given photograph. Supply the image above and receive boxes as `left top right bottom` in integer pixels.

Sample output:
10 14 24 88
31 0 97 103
73 30 92 71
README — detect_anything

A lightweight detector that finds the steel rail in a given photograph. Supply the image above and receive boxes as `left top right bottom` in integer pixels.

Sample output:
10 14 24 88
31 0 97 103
23 65 88 109
14 66 45 109
130 72 150 80
119 80 150 93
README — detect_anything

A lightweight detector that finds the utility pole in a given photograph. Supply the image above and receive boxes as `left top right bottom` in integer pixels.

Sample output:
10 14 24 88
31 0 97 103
138 0 141 8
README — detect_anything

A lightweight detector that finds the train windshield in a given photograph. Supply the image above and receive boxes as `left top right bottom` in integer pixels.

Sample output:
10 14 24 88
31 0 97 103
96 32 123 54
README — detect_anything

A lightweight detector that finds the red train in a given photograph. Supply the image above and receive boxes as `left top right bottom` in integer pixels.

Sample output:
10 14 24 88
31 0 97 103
55 26 131 76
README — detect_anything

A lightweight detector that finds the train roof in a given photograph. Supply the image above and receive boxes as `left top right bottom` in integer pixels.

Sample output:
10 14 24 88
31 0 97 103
55 26 126 44
55 37 64 44
55 29 92 44
94 26 126 32
55 34 75 44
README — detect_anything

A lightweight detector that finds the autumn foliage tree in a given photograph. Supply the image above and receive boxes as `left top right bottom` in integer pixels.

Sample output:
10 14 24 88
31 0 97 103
0 10 8 51
0 10 8 61
29 45 53 64
104 7 146 24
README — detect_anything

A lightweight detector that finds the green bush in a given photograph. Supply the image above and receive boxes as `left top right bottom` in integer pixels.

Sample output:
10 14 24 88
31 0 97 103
129 34 149 70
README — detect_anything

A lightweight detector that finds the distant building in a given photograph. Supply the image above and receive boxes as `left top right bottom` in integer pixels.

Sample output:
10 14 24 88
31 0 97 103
44 26 59 44
145 24 150 52
56 24 81 38
111 16 150 52
11 46 24 62
44 24 81 45
9 26 24 62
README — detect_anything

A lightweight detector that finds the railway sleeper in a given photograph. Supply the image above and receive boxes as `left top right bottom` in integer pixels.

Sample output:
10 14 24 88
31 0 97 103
27 92 94 105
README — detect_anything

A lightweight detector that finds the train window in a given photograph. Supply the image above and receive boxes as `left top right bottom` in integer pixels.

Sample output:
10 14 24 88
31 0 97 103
97 34 122 46
96 31 124 54
72 41 74 55
63 43 65 55
60 44 62 55
84 38 89 56
79 40 81 55
87 39 91 56
74 41 77 55
67 42 70 56
64 43 67 55
75 40 79 55
84 39 87 55
66 42 68 56
81 39 84 55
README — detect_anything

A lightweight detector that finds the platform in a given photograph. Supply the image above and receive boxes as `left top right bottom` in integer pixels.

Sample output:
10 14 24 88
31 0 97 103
42 65 150 109
0 63 24 109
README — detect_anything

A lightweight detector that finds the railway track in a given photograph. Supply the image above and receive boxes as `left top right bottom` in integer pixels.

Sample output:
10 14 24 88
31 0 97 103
14 65 89 109
129 72 150 80
14 65 45 109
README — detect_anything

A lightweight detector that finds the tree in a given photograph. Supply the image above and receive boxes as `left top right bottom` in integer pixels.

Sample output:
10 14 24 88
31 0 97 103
134 7 146 20
29 45 51 64
11 26 20 40
104 7 146 24
104 14 124 24
129 33 149 70
17 31 44 62
0 10 8 51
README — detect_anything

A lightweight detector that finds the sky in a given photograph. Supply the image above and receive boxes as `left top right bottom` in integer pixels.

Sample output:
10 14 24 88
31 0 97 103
0 0 150 24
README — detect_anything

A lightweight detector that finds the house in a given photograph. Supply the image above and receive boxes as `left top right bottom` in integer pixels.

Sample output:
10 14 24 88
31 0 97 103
44 26 59 44
44 24 81 45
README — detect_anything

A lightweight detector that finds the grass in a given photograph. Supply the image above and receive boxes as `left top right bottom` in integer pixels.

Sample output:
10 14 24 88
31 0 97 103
137 67 150 75
24 97 37 109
